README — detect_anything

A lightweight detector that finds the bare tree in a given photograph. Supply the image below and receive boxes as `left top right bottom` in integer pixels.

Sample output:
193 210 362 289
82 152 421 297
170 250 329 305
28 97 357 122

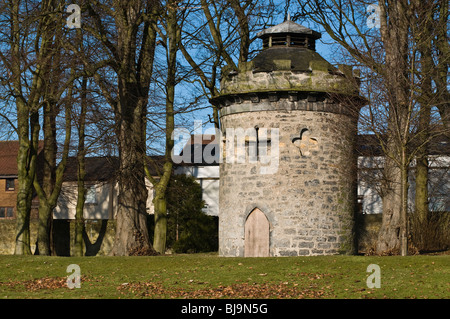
70 0 160 256
293 0 449 255
409 0 449 252
29 0 79 256
144 0 188 254
73 74 88 257
0 0 74 254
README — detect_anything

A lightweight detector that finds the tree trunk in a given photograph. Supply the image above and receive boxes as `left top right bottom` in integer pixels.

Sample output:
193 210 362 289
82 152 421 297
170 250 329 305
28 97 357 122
14 192 32 255
153 196 167 253
376 0 411 255
11 0 39 255
74 194 85 256
36 98 57 255
434 0 449 135
74 75 88 257
228 0 250 66
14 110 39 255
33 83 72 255
414 128 431 226
8 0 67 254
111 97 153 256
37 203 53 255
414 25 432 224
112 144 152 255
74 159 86 257
82 0 159 256
150 1 179 254
34 106 71 255
377 155 402 253
400 150 409 256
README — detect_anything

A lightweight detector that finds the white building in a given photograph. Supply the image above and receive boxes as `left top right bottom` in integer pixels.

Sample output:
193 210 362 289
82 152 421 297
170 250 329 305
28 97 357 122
356 135 449 214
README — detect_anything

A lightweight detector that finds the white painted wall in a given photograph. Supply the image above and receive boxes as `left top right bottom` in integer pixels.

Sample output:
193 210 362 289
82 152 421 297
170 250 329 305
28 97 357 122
54 179 155 219
357 155 450 214
175 165 220 216
54 181 118 219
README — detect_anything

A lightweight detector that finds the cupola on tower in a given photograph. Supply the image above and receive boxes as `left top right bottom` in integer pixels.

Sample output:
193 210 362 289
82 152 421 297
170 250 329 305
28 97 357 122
211 18 364 257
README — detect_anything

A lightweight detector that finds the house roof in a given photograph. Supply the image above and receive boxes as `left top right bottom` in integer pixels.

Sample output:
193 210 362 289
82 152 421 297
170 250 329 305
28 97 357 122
0 141 44 177
62 155 166 182
0 141 19 177
62 156 119 182
0 141 167 182
356 134 450 157
178 135 219 166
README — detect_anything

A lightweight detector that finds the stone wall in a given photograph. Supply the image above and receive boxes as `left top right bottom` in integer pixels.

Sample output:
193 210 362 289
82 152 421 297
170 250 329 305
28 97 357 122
53 220 116 256
355 214 382 254
0 220 39 254
219 106 358 257
0 219 115 256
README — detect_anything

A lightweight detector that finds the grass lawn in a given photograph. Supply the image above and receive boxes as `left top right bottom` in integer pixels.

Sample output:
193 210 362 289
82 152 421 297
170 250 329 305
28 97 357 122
0 253 448 299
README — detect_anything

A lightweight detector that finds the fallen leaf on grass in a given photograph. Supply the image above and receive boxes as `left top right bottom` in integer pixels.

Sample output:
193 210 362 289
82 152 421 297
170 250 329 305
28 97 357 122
117 281 333 299
0 276 91 291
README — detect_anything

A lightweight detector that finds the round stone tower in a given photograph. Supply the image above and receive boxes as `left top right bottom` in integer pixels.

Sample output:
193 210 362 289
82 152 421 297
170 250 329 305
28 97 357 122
211 19 364 257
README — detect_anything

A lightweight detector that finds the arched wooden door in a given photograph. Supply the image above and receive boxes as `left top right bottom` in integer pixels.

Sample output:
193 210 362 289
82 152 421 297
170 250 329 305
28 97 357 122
244 208 269 257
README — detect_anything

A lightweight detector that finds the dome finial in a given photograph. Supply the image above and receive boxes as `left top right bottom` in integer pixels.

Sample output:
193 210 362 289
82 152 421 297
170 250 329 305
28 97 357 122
287 12 291 21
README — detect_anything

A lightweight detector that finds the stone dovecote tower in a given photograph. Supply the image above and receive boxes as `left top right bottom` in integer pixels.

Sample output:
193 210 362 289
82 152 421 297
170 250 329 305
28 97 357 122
211 19 364 257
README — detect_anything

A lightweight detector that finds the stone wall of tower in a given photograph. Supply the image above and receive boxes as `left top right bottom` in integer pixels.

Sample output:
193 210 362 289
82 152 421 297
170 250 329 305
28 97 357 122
218 97 358 257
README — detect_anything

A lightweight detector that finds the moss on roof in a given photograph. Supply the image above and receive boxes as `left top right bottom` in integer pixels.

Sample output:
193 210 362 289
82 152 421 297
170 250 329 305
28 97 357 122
251 47 334 73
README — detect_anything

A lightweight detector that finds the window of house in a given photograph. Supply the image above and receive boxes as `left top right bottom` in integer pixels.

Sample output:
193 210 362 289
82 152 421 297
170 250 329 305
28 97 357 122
429 196 449 213
85 185 97 204
5 178 15 191
0 207 14 218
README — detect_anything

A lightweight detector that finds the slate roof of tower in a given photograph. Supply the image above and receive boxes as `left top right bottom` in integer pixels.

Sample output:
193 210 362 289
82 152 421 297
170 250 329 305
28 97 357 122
252 47 334 72
256 20 321 39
